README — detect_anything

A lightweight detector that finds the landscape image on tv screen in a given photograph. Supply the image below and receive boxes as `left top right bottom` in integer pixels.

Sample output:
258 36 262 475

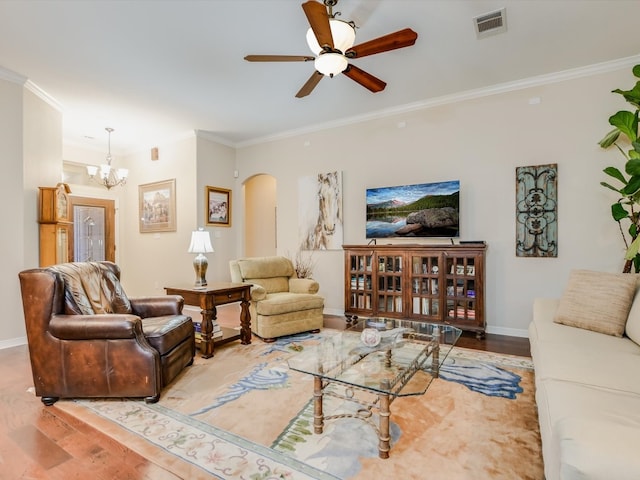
366 180 460 238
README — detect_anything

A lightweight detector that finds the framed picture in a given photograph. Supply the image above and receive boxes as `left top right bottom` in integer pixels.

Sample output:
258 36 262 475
298 171 343 250
206 186 231 227
139 179 177 233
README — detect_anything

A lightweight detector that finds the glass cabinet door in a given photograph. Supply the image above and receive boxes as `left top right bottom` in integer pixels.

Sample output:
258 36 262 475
409 254 440 320
444 255 477 323
376 254 403 313
347 253 373 312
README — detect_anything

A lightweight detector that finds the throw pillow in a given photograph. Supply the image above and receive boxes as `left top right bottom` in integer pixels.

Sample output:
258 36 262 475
624 275 640 345
553 269 637 337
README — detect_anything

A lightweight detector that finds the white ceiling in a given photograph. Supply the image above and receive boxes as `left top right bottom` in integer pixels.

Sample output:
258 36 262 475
0 0 639 154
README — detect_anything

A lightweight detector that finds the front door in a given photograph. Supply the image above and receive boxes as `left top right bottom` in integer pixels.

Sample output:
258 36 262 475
69 196 116 262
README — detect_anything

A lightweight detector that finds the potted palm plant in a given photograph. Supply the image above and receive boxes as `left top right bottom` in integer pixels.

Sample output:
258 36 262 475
599 64 640 273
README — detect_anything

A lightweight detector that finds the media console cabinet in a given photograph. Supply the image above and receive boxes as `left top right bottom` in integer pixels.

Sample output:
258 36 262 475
343 243 487 338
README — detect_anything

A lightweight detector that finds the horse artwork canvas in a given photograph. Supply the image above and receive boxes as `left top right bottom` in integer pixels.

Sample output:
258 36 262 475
298 171 344 250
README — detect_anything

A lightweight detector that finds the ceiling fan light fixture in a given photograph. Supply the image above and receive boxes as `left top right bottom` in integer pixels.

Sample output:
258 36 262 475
315 52 348 77
244 2 417 97
306 19 355 55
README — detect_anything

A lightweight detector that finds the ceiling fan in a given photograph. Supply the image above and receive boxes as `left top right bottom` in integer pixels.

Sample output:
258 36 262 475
244 0 418 98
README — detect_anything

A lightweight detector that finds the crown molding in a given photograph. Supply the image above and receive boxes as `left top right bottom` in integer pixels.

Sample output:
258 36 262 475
237 54 640 149
0 65 27 84
0 66 64 111
24 80 63 112
196 129 236 148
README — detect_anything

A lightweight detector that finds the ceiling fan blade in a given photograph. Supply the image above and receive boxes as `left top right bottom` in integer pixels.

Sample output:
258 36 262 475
347 28 418 59
244 55 315 62
296 71 324 98
342 64 386 93
302 0 333 50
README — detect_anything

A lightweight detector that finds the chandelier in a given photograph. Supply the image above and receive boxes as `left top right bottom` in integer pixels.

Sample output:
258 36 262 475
86 127 128 189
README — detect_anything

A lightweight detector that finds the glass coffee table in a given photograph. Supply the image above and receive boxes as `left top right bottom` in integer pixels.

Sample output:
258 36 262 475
287 318 461 458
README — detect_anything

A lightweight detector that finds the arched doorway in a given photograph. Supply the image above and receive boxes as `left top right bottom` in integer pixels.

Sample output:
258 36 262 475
244 174 276 257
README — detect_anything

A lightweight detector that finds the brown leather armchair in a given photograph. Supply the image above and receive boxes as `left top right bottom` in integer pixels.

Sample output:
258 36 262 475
18 261 195 406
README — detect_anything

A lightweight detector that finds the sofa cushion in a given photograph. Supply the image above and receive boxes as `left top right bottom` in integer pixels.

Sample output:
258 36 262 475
556 416 640 480
535 378 640 480
553 269 636 337
255 292 324 316
531 299 640 356
531 339 640 394
141 315 193 355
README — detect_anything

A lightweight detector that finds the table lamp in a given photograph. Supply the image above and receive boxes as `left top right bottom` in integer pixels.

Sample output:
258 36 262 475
188 228 214 287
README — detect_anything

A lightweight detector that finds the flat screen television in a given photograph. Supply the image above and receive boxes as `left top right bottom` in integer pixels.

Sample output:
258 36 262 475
366 180 460 239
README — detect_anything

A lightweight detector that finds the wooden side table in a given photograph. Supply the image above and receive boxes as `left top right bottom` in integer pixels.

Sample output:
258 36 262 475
164 282 251 358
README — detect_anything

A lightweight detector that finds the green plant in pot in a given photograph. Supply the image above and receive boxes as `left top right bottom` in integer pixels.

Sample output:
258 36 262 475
599 64 640 273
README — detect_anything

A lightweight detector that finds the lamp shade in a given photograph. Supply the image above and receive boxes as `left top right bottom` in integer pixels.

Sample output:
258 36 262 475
116 168 129 180
314 52 348 76
306 19 355 55
188 228 214 254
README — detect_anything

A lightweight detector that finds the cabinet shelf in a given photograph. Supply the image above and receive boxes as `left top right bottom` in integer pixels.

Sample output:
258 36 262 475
344 244 486 338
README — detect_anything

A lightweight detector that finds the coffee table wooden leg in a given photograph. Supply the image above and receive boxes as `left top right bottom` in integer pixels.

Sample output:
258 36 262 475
199 293 216 359
432 343 440 378
313 376 324 434
431 326 443 378
239 297 251 345
200 307 215 358
379 392 391 459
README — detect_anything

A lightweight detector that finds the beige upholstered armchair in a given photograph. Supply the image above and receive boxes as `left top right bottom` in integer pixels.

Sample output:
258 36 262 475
229 256 324 341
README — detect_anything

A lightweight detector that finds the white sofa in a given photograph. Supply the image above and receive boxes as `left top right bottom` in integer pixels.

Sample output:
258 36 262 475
529 270 640 480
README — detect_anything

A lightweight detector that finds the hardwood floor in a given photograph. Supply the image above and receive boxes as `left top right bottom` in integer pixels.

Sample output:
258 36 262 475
0 344 179 480
456 330 531 357
1 314 530 478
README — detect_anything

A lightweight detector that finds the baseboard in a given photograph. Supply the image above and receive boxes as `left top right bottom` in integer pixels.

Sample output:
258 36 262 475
485 325 529 338
0 336 27 350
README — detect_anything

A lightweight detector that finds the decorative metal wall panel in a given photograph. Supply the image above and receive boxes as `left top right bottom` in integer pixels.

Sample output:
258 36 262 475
516 164 558 257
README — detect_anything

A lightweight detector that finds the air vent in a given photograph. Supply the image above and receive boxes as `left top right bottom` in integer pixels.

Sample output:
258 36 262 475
474 8 507 38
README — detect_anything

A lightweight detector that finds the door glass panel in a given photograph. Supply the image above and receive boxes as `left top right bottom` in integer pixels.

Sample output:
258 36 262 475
73 205 106 261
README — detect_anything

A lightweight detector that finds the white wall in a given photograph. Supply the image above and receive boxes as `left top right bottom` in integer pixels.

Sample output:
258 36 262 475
23 86 64 267
244 174 277 257
1 77 27 348
235 64 635 336
1 76 62 347
116 134 198 296
195 133 237 283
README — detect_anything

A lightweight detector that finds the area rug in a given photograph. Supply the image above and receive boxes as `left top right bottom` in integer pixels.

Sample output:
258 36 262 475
53 329 543 480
